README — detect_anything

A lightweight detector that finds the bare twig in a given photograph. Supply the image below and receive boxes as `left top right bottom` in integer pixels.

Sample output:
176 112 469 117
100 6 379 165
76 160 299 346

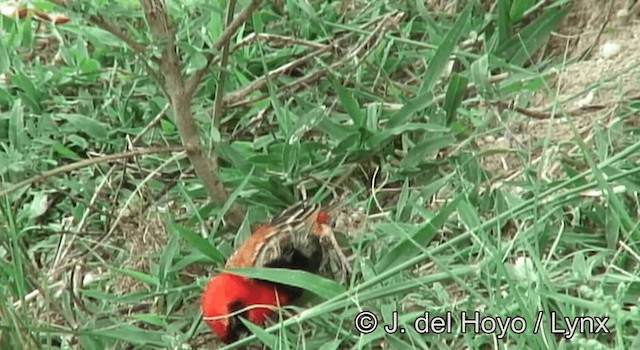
0 146 187 198
224 12 401 109
140 0 246 226
224 45 336 105
211 0 238 128
48 0 164 84
48 1 150 57
89 15 153 58
182 33 330 90
132 103 171 145
492 100 608 120
234 33 331 51
185 0 262 97
206 0 237 205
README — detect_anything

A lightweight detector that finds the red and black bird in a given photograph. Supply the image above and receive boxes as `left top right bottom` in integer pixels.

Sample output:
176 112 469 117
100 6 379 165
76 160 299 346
201 201 338 343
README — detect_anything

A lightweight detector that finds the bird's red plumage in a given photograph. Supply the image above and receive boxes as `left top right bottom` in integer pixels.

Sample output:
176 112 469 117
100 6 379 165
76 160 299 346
201 201 343 343
316 211 330 225
201 273 291 343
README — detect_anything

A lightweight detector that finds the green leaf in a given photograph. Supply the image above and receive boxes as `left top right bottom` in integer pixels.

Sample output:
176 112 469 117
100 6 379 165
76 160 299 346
158 230 180 286
130 314 166 328
111 267 159 287
497 0 513 46
208 5 224 39
318 118 354 141
210 125 221 142
367 123 450 147
316 338 343 350
62 26 127 48
387 5 471 128
442 74 468 126
11 72 42 112
400 134 456 168
605 206 620 249
84 324 166 346
28 192 49 219
456 198 483 232
239 318 279 348
67 134 89 149
470 54 492 99
51 142 82 161
79 58 101 74
225 267 346 299
498 6 569 65
376 194 463 271
332 78 365 127
188 52 207 71
510 0 536 21
0 36 10 74
0 87 13 106
9 99 26 150
220 142 263 176
282 139 299 175
169 222 226 264
58 113 108 140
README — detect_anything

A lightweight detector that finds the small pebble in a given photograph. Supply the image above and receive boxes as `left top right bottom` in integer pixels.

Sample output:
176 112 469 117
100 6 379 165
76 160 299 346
600 42 621 59
495 137 510 149
574 90 595 109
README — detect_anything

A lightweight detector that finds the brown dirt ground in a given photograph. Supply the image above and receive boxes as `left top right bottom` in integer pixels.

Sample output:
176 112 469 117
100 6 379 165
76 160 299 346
477 0 640 182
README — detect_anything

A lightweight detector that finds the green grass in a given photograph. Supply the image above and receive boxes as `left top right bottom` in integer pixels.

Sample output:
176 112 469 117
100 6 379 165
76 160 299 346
1 0 640 349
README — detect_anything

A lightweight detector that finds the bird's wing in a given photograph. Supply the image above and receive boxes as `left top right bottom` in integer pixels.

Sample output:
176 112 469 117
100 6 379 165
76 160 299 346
225 224 280 268
225 201 322 269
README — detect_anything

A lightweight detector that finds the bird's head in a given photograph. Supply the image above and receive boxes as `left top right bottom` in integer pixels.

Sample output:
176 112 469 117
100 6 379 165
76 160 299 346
201 273 291 344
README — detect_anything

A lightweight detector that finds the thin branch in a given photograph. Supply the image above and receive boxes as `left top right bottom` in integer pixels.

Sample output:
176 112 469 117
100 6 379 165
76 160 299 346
492 100 608 120
132 103 171 145
0 146 187 198
89 15 152 58
223 45 336 105
48 0 164 84
234 33 331 51
140 0 245 226
185 0 262 96
140 0 183 91
221 12 398 108
206 0 237 182
48 1 149 56
211 0 238 128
